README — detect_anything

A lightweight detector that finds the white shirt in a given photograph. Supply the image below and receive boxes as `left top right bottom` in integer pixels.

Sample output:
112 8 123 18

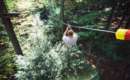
62 33 78 47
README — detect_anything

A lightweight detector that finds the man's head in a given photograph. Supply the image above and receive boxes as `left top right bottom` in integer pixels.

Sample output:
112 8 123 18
66 30 74 37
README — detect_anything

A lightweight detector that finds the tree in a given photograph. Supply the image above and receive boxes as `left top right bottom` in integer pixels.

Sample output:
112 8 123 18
0 0 23 55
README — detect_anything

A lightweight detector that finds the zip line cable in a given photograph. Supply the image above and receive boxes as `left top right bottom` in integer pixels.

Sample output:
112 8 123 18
3 12 115 34
49 16 115 34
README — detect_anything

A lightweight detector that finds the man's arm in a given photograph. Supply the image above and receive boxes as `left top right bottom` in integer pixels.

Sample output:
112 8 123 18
63 25 73 35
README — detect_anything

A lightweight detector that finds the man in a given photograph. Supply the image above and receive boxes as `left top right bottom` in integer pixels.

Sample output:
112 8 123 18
62 25 78 47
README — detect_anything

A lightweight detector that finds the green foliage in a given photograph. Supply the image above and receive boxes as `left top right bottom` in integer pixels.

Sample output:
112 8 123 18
79 30 122 61
62 0 121 61
2 0 129 80
78 31 98 41
15 22 85 80
15 2 99 78
0 20 16 79
5 0 16 11
74 11 109 25
0 50 16 79
15 0 122 80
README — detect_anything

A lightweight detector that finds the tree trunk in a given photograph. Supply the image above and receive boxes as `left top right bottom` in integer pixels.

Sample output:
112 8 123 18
60 0 64 32
125 16 130 28
117 15 125 28
0 0 23 55
105 0 116 30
